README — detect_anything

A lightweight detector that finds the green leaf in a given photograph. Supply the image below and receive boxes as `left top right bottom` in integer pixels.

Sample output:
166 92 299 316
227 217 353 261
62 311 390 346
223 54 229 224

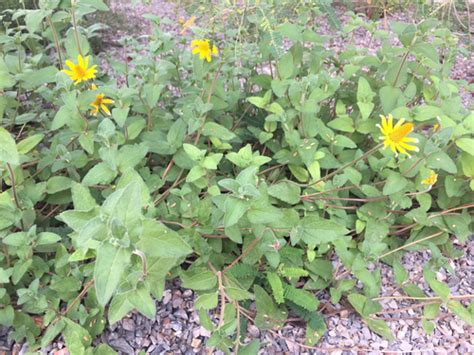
333 135 356 148
254 285 286 330
183 143 206 161
71 183 97 211
456 138 474 156
427 151 457 174
186 165 206 182
379 86 402 113
93 344 118 355
117 144 148 172
357 77 374 103
37 232 61 245
94 243 131 306
364 318 394 341
447 301 474 325
423 268 450 302
277 52 294 79
348 293 381 316
181 268 217 291
108 293 134 324
237 340 261 355
101 182 142 231
288 164 309 182
0 58 15 89
136 220 192 258
393 259 408 285
17 134 44 154
283 284 319 311
225 286 254 301
46 176 73 194
423 303 440 319
112 107 129 127
202 122 237 141
82 162 117 186
224 197 249 228
422 319 435 334
25 9 50 33
268 182 301 205
41 319 65 349
305 313 326 346
128 285 156 319
19 66 58 89
247 91 271 108
383 172 408 195
195 292 218 310
277 23 303 41
267 272 284 304
291 215 348 245
0 127 19 165
63 318 92 355
413 105 443 122
0 305 14 326
357 102 374 120
328 116 354 133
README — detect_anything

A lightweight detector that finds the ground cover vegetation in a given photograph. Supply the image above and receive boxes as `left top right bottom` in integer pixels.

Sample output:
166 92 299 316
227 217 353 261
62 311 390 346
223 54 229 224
0 0 473 353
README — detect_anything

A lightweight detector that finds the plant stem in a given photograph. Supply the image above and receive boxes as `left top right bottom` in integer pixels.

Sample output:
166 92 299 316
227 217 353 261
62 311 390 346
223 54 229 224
47 16 63 69
298 143 384 188
392 47 411 87
223 237 261 273
62 279 95 316
379 230 444 259
70 4 83 56
194 62 223 144
372 294 474 302
6 163 21 211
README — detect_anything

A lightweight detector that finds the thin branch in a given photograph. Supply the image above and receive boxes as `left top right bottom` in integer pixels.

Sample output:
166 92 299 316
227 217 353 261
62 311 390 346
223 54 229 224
372 294 474 302
62 279 95 318
223 237 261 274
379 230 444 259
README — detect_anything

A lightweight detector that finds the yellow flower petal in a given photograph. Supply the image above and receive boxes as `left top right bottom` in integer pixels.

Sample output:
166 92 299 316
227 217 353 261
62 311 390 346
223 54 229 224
387 114 393 130
101 104 111 115
378 115 418 157
190 38 218 62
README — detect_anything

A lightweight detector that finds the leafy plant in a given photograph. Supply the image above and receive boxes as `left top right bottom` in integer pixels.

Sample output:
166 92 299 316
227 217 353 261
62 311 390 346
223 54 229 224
0 0 473 353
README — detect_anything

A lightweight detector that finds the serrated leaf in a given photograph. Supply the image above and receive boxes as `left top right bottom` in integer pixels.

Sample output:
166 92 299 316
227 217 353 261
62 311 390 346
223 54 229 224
267 272 284 304
254 285 286 330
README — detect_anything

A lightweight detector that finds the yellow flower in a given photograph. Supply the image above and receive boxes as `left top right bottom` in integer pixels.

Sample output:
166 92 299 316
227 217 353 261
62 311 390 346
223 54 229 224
62 55 97 85
191 39 218 62
180 16 196 35
90 85 114 116
422 170 438 186
432 123 440 132
377 114 419 157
